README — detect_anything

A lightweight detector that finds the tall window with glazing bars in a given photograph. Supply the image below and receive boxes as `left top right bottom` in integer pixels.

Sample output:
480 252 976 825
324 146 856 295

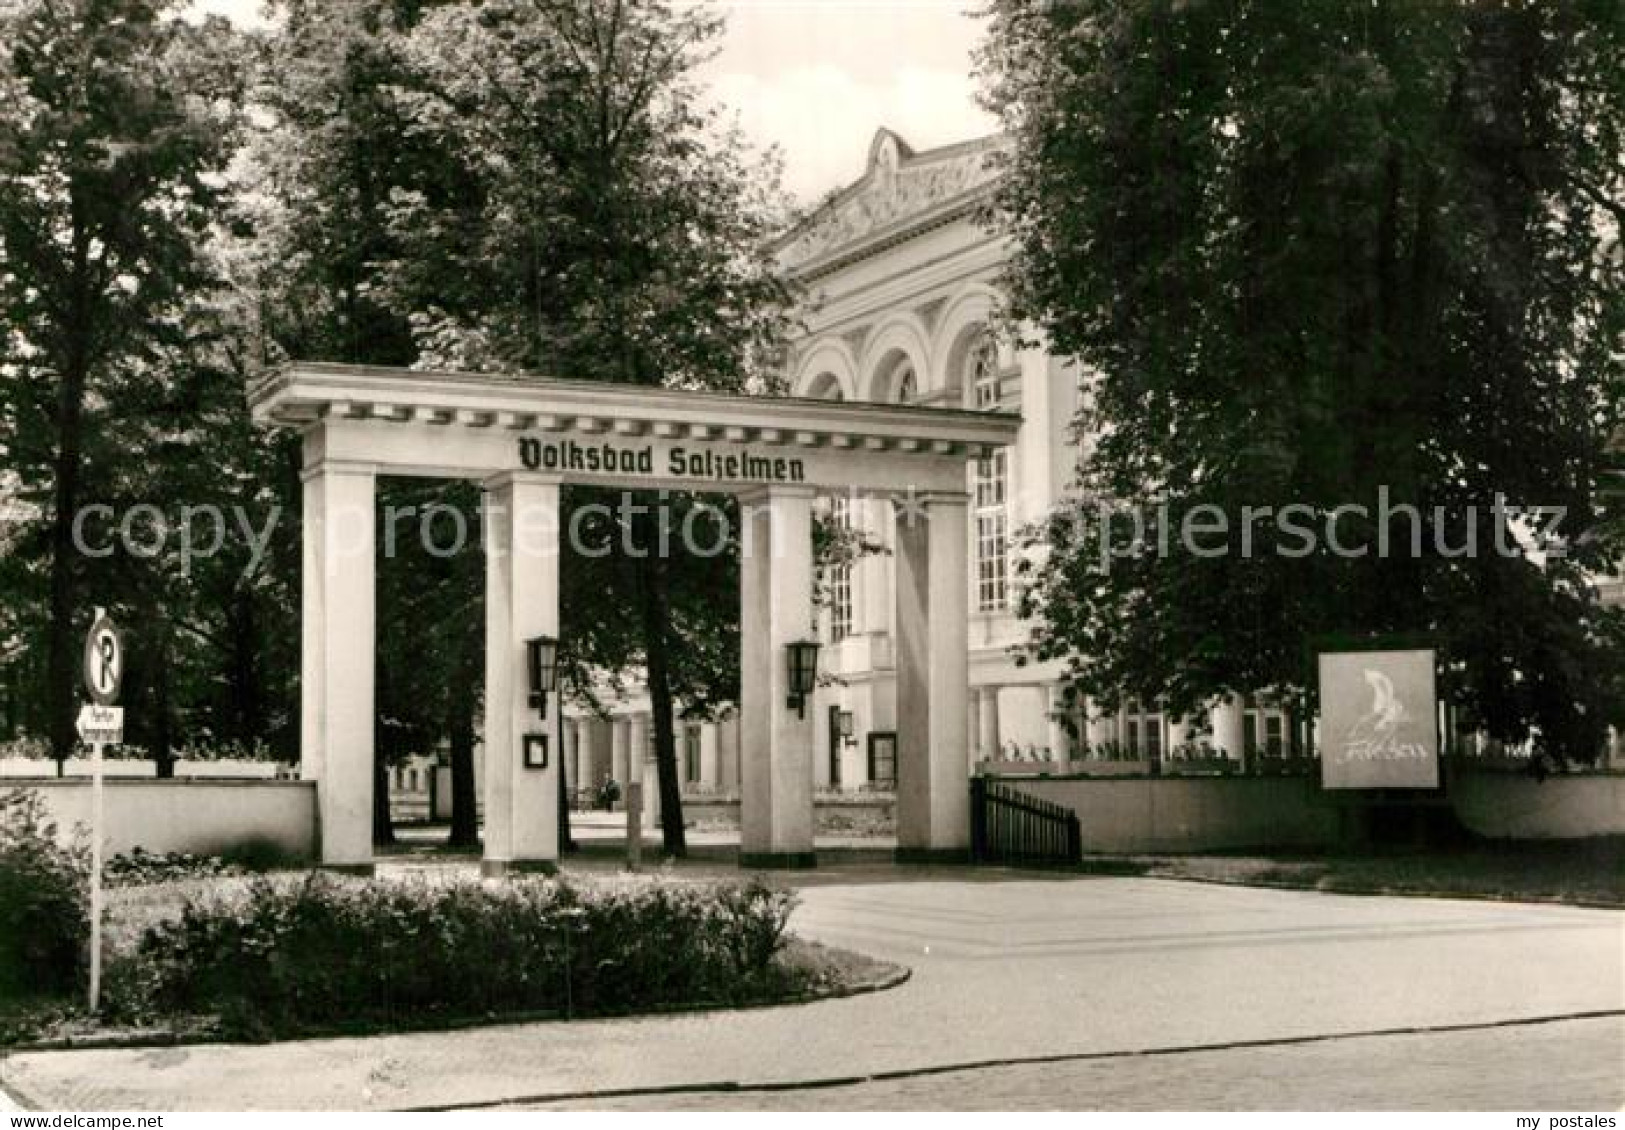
829 494 853 641
970 337 1008 613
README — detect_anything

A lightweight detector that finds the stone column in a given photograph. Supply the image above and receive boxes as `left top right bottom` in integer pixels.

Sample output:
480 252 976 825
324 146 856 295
724 711 742 794
978 685 1002 764
628 711 650 824
1047 685 1072 768
301 458 376 872
1212 695 1246 764
481 472 560 876
560 718 578 794
1085 698 1112 756
699 721 721 792
859 497 890 635
575 718 597 794
643 730 662 831
611 716 630 795
738 486 817 868
894 491 970 860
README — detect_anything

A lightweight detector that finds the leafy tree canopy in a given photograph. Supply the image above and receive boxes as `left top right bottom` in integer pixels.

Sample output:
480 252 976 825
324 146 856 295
981 0 1625 757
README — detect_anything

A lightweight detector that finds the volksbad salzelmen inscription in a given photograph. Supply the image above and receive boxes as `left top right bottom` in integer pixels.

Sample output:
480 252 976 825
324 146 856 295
518 436 807 486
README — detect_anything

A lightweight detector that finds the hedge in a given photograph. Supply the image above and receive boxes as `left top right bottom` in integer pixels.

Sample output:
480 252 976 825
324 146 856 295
0 790 88 999
115 873 799 1037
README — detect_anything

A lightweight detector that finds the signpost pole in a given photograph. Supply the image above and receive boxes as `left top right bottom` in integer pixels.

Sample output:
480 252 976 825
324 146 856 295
88 734 103 1013
78 606 123 1015
625 781 642 871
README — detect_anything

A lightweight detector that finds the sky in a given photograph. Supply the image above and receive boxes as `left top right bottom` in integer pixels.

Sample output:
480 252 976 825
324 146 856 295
188 0 998 203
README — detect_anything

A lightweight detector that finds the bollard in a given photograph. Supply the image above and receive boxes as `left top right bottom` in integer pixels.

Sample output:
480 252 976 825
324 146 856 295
625 780 642 870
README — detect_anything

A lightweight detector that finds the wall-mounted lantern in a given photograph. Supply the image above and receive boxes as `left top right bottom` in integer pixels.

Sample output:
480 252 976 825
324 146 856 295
785 639 821 718
526 633 559 717
836 708 856 748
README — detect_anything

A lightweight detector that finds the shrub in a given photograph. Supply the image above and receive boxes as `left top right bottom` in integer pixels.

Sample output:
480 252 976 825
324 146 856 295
218 837 305 873
104 848 243 888
105 840 303 890
173 737 283 763
122 874 800 1037
0 790 88 999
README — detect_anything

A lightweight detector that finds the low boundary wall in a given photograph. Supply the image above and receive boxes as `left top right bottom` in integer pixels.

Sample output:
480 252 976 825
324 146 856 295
1449 771 1625 840
684 794 895 834
0 759 285 779
1006 769 1625 852
3 778 317 859
1011 776 1338 853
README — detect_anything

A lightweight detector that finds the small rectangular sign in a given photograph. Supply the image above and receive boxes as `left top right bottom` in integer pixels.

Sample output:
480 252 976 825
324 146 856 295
1318 649 1439 789
76 703 125 746
523 732 548 769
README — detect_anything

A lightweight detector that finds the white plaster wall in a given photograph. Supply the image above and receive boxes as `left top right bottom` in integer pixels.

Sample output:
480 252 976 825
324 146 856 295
1014 771 1625 852
995 685 1050 755
1 759 155 778
0 759 283 779
1450 773 1625 840
6 779 317 858
1018 777 1339 852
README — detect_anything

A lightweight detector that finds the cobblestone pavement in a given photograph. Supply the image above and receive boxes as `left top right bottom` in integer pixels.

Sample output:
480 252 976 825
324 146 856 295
515 1015 1625 1111
2 876 1620 1110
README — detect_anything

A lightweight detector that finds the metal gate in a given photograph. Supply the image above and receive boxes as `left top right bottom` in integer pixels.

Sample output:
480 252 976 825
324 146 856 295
970 777 1081 866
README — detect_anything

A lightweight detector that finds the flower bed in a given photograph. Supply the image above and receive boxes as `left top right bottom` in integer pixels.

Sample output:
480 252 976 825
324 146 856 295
105 872 816 1039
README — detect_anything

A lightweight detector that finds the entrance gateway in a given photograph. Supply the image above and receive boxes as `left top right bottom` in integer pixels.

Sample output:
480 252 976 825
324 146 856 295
251 362 1021 873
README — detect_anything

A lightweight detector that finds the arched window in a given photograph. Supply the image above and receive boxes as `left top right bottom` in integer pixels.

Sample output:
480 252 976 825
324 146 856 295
806 372 845 401
873 357 915 404
894 364 916 403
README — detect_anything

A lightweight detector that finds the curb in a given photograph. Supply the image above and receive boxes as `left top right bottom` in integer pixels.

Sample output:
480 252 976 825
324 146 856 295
0 963 911 1055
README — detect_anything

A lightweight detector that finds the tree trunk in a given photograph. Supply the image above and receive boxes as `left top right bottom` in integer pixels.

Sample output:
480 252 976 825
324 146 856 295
1 663 13 740
556 699 574 853
445 654 479 848
45 209 94 768
636 502 686 857
226 591 265 747
373 747 395 846
152 618 175 779
373 646 396 846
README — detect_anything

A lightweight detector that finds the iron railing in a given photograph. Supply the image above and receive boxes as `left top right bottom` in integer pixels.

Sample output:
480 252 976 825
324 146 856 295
970 777 1081 867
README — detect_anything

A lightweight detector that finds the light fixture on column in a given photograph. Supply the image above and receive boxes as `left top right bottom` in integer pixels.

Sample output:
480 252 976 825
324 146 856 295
526 633 559 717
785 639 821 719
837 709 856 748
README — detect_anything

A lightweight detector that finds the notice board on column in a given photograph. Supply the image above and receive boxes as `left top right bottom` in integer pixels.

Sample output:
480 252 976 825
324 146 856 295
1318 648 1440 790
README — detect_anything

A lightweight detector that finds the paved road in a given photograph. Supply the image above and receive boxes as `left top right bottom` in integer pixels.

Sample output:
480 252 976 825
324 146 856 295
2 876 1619 1110
518 1015 1625 1111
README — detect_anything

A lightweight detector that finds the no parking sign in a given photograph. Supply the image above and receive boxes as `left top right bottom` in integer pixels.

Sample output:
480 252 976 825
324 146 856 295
83 608 123 706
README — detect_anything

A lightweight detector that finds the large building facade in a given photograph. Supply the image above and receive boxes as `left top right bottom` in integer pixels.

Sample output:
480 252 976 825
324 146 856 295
555 129 1625 804
775 129 1079 790
560 128 1247 802
561 128 1085 801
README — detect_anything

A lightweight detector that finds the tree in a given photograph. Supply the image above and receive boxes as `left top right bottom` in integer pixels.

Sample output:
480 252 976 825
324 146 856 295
245 0 468 843
0 0 242 762
375 0 793 853
981 0 1625 757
